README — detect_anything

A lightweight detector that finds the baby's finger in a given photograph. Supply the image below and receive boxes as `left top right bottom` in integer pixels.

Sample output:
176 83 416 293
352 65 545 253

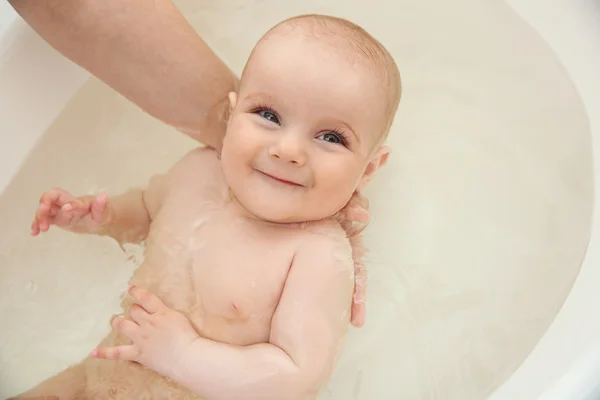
31 218 41 236
31 203 47 235
39 188 75 207
129 303 151 326
112 316 140 341
90 193 109 222
35 203 52 232
129 285 164 314
91 345 138 362
62 198 89 213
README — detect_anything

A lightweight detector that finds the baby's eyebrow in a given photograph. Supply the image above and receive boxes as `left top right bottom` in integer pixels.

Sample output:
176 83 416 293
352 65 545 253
244 92 276 103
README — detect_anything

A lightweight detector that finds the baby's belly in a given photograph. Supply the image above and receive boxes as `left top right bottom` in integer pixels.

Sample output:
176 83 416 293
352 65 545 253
121 230 289 346
122 262 277 347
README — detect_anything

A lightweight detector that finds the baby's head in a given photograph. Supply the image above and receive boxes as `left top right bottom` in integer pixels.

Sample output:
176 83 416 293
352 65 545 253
221 14 401 223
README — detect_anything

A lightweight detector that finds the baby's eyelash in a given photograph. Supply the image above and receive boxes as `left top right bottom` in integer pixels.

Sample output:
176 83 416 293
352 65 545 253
331 127 351 146
248 103 350 146
249 102 277 115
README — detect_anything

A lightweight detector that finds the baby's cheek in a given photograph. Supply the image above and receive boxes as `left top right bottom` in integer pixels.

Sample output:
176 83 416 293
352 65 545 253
314 184 355 217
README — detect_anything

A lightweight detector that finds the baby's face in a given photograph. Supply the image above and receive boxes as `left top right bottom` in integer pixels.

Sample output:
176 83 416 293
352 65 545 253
221 32 389 223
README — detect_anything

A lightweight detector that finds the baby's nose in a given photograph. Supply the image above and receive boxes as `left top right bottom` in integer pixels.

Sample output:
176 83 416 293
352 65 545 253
269 134 308 166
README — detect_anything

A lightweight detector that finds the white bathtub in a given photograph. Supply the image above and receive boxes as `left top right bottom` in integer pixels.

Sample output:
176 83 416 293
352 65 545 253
0 0 598 399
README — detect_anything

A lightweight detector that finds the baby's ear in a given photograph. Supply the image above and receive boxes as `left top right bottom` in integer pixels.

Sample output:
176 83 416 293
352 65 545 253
358 146 391 191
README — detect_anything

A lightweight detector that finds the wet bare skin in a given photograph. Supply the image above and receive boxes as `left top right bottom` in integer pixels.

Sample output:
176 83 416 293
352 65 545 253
17 148 354 399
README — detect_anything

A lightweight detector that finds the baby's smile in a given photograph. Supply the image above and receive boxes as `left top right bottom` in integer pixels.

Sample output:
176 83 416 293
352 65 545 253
256 170 305 187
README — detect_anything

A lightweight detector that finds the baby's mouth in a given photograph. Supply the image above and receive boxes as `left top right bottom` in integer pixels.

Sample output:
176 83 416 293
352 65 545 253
258 170 303 187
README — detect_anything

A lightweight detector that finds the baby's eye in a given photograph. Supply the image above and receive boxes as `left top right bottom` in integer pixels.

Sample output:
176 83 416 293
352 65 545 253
317 132 345 145
257 110 280 125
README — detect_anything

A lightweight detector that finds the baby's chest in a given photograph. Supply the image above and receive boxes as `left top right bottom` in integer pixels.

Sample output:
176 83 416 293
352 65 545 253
141 210 296 343
192 229 293 319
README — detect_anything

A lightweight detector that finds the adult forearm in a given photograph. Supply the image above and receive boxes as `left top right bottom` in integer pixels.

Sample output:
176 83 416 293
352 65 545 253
172 338 317 400
9 0 238 150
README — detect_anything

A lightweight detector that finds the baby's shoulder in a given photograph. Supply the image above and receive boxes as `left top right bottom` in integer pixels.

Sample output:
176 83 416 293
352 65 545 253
152 146 228 209
170 146 221 173
164 147 225 188
295 219 353 268
301 218 347 241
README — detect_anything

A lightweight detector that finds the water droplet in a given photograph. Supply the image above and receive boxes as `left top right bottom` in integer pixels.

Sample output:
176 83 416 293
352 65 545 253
25 280 37 294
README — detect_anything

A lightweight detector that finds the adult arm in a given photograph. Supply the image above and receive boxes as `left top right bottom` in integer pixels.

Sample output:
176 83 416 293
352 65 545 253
8 0 238 150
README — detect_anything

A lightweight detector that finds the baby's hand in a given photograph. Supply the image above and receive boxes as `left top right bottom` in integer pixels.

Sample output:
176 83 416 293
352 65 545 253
92 285 199 378
31 188 111 235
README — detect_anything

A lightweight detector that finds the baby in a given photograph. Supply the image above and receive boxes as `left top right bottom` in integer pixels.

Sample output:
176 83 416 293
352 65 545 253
16 14 401 400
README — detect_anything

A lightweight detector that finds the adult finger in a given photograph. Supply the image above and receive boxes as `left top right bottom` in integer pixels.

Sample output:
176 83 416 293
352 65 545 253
350 262 367 328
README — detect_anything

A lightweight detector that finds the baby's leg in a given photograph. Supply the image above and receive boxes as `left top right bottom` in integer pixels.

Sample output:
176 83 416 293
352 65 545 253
9 364 86 400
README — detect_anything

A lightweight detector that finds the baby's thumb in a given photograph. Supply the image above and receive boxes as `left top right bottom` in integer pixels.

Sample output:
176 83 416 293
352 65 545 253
90 193 110 223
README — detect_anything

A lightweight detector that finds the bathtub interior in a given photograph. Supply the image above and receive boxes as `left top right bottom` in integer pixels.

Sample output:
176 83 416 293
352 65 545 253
0 0 595 399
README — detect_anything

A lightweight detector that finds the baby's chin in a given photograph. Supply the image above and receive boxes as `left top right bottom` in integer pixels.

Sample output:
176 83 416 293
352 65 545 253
241 201 337 225
228 186 347 225
250 208 324 225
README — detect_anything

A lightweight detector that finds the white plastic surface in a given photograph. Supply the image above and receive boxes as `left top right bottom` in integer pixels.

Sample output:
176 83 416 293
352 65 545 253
490 0 600 398
0 15 89 193
0 1 598 399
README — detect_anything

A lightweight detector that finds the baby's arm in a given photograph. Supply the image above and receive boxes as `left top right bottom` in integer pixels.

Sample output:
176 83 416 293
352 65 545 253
93 235 354 400
98 188 152 244
176 237 353 399
32 175 165 245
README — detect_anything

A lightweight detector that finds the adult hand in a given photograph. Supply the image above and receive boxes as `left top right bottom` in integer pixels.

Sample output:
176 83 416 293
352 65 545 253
335 191 370 328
